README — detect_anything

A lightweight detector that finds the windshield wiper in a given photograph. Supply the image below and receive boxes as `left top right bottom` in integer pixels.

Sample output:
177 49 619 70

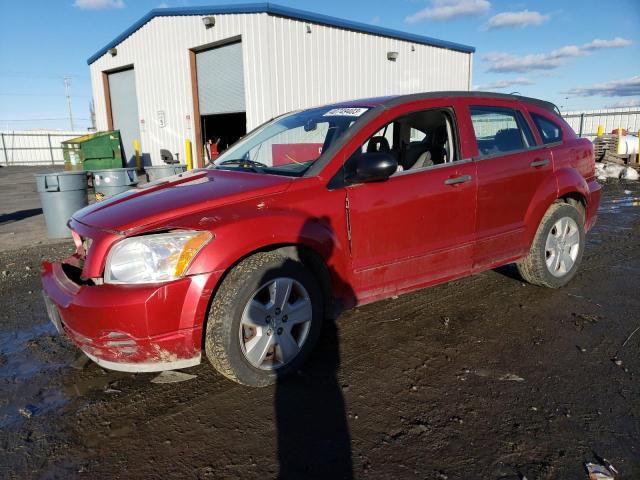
217 159 268 173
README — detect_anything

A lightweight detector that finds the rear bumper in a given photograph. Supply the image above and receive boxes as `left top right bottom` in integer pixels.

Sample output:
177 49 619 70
585 179 602 232
41 260 222 372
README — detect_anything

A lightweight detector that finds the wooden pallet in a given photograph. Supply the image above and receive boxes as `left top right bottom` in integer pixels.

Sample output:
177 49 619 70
593 134 619 159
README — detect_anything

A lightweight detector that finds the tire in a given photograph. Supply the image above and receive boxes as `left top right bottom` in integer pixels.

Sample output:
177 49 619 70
205 251 323 387
517 202 585 288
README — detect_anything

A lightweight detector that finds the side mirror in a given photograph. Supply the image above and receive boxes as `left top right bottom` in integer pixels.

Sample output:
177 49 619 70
355 152 398 182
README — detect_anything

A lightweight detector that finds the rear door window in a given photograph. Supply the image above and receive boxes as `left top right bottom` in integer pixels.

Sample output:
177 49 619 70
470 106 533 157
530 112 563 144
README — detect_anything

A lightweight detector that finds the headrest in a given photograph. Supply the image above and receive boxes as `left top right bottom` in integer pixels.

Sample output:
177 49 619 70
367 136 391 153
494 128 523 152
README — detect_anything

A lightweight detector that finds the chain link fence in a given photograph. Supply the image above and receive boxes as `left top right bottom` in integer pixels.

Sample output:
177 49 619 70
561 107 640 140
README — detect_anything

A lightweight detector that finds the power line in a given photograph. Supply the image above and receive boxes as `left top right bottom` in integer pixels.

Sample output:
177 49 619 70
0 71 87 79
0 93 91 97
0 117 90 122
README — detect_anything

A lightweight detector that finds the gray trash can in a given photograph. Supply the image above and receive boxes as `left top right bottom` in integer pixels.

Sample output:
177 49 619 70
35 171 88 238
145 164 188 182
92 168 138 199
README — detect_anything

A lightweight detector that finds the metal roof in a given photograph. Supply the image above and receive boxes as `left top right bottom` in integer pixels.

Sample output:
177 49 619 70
87 2 475 65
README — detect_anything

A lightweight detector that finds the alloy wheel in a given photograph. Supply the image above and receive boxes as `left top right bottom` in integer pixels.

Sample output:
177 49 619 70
239 277 312 370
545 216 580 277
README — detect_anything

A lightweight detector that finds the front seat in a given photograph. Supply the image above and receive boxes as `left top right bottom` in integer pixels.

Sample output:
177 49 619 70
413 125 448 169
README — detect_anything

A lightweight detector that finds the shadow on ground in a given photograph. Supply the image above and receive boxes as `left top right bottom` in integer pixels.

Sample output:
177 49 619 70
0 208 43 226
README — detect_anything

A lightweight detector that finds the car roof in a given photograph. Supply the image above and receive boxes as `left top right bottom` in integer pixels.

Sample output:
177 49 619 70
325 91 560 115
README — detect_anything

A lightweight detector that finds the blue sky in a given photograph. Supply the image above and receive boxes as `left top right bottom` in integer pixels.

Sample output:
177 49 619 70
1 0 639 131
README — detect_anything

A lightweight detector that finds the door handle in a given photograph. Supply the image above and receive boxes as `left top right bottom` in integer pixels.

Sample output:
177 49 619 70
444 174 472 185
530 159 550 168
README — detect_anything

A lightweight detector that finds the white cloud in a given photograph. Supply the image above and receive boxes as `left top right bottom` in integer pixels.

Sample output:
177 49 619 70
473 77 533 91
583 37 632 49
484 37 632 73
483 10 549 30
566 76 640 98
605 98 640 108
406 0 490 24
606 99 640 108
74 0 125 10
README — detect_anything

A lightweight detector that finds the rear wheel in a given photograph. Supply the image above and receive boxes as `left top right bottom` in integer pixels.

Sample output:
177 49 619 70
517 202 585 288
205 252 323 387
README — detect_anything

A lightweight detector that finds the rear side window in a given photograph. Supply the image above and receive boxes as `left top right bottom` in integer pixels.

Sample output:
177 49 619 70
470 106 533 157
530 112 563 144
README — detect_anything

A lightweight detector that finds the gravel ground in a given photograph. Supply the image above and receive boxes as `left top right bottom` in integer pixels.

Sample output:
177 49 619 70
0 166 68 251
0 181 638 480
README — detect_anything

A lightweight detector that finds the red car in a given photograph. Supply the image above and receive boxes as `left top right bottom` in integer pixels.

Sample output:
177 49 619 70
41 92 601 387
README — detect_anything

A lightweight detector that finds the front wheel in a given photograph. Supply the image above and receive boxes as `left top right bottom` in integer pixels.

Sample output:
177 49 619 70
517 202 585 288
205 252 323 387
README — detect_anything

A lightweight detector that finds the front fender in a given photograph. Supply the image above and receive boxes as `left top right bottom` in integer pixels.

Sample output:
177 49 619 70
186 206 350 287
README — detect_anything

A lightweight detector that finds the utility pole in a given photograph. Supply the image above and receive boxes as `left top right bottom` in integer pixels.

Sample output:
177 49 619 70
89 99 96 130
64 76 75 131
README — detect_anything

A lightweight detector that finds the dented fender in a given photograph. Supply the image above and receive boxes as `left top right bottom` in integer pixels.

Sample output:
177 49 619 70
189 209 348 275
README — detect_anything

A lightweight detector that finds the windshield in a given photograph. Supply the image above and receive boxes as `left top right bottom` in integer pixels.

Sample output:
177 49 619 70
210 106 369 176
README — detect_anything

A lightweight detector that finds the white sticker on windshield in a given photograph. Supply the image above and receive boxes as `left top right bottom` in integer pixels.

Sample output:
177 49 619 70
323 107 369 117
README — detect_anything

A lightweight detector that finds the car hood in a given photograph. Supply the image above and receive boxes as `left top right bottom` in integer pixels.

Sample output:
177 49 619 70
73 169 293 233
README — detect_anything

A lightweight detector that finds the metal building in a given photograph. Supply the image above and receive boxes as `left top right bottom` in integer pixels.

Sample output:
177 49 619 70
88 3 475 167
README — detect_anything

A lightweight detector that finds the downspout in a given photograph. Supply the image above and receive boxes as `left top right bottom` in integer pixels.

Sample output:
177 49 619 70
467 53 473 91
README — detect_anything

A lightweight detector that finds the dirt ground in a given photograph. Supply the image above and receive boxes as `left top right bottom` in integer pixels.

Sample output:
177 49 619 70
0 166 638 479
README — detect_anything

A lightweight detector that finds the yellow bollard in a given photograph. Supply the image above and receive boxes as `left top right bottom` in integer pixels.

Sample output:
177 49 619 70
596 125 604 137
616 126 624 155
134 139 141 171
185 139 193 171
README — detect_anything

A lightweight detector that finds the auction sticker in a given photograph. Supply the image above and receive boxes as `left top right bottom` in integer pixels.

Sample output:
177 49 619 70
323 107 369 117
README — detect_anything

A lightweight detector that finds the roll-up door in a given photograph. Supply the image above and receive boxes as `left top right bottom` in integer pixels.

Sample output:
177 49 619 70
196 42 246 115
108 68 141 165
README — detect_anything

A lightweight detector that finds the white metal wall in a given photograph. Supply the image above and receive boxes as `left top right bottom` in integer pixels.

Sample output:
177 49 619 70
562 107 640 140
267 16 471 116
89 13 472 165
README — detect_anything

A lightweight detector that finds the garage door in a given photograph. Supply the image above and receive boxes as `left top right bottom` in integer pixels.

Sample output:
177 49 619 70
196 42 246 115
108 68 141 166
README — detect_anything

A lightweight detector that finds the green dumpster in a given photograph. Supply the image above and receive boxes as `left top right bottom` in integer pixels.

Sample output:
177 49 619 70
62 131 123 171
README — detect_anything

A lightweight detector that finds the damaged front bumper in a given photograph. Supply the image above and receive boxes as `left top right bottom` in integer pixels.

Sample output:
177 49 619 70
41 259 220 372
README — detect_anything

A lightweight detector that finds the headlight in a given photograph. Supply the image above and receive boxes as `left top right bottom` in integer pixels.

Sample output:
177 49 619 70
104 231 212 284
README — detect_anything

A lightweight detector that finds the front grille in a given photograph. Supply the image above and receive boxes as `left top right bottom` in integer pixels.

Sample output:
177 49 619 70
61 263 95 286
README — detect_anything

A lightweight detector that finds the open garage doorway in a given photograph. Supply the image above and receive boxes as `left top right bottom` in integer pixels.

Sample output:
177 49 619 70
192 39 247 166
201 112 246 163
